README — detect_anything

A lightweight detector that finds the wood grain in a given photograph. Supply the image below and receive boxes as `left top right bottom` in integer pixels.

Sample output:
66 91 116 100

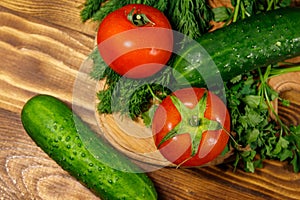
1 0 300 200
0 109 99 199
268 69 300 126
0 1 100 199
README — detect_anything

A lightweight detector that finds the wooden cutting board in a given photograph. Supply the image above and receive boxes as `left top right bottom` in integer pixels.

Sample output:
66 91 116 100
1 0 300 199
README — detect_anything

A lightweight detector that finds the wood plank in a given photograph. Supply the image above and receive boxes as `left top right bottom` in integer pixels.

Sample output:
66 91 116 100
0 9 94 112
0 0 98 36
0 108 99 199
149 162 300 200
0 4 100 198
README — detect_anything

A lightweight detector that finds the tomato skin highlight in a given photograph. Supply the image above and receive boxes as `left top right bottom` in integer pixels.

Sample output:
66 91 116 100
152 87 230 167
97 4 173 79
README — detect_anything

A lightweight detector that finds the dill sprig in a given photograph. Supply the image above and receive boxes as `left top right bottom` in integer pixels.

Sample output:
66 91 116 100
81 0 169 23
89 48 172 119
167 0 213 39
80 0 105 22
90 0 127 22
80 0 214 38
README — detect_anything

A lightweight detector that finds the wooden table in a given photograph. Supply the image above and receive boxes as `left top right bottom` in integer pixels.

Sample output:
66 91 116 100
1 1 300 199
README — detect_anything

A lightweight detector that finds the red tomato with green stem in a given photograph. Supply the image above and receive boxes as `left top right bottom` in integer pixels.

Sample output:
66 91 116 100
152 87 230 167
97 4 173 79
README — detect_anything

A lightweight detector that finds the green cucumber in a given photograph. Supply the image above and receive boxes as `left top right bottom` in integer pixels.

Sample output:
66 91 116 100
21 94 157 200
172 7 300 87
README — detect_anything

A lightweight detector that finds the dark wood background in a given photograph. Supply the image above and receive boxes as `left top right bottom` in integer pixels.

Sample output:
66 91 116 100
1 0 300 199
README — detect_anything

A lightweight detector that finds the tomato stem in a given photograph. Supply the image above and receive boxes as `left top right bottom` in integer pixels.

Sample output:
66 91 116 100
127 7 155 26
189 116 201 127
158 90 224 157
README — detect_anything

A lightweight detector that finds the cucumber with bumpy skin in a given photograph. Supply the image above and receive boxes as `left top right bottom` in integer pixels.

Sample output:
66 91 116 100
21 94 157 200
172 7 300 87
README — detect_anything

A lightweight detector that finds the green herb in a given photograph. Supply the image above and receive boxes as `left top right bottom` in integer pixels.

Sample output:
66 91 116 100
167 0 214 38
80 0 214 38
212 6 232 22
227 64 300 173
80 0 169 22
80 0 168 21
80 0 105 22
212 0 291 23
89 48 172 120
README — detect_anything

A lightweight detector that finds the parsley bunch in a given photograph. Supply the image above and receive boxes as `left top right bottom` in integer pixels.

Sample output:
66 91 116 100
226 64 300 173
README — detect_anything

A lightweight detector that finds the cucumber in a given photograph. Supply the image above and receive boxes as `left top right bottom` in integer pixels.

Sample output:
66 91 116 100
172 7 300 87
21 94 157 200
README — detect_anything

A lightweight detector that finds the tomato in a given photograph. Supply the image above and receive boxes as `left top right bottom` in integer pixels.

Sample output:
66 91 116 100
97 4 173 79
152 87 230 167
